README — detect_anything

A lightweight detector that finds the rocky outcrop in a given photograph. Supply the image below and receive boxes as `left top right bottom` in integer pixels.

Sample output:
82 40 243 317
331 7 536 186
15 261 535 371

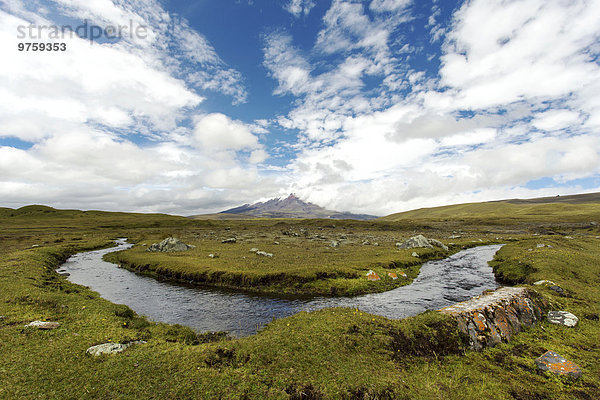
440 287 546 350
396 235 449 251
147 237 193 252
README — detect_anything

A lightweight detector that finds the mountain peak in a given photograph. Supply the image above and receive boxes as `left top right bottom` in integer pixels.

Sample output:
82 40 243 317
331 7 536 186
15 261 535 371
221 195 377 220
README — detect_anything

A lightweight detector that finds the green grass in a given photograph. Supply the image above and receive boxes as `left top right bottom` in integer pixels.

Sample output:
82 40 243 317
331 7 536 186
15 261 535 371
379 199 600 225
1 204 599 398
104 233 468 296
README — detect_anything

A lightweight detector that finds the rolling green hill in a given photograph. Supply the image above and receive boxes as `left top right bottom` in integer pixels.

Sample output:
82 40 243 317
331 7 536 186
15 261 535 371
379 192 600 223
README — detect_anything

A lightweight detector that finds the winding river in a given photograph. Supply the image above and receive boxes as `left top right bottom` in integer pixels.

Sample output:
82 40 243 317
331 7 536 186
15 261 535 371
57 239 502 337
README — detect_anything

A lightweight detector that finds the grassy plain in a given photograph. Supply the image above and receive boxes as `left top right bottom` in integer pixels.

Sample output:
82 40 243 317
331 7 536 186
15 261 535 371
0 202 599 399
104 221 491 296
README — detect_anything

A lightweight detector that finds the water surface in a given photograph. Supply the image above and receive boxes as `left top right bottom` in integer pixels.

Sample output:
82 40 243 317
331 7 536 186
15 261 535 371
58 240 502 337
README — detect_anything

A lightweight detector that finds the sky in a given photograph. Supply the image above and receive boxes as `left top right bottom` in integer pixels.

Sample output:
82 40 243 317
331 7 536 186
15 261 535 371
1 0 599 216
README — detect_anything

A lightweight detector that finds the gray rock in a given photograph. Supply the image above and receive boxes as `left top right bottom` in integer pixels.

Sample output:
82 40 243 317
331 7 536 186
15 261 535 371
255 251 273 257
330 240 339 248
208 253 217 259
273 241 280 245
536 243 546 248
25 321 60 330
86 341 146 356
411 252 419 258
535 351 582 378
396 235 448 251
249 248 259 253
147 237 192 252
547 311 579 327
86 342 129 356
533 280 556 286
222 238 237 244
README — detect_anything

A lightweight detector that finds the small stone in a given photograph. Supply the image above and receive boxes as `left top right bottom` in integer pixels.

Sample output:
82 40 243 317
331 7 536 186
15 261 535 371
208 253 217 259
362 240 370 245
87 342 129 356
388 272 398 280
273 241 280 245
31 244 40 248
411 252 419 257
547 311 578 327
535 351 582 378
366 270 380 281
249 248 259 253
86 341 146 356
533 280 556 286
25 321 60 330
536 243 545 248
330 240 339 248
147 237 192 252
396 235 448 251
255 251 273 257
222 238 237 244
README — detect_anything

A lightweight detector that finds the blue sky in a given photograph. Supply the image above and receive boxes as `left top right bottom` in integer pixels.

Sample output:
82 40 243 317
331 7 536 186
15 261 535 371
1 0 599 215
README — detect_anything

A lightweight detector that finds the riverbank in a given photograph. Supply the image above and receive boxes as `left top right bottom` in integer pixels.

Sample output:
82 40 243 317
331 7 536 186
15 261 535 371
64 242 503 335
1 206 599 398
104 236 497 297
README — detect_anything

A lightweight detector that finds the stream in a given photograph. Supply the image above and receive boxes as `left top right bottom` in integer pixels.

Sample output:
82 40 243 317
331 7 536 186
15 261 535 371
57 239 502 337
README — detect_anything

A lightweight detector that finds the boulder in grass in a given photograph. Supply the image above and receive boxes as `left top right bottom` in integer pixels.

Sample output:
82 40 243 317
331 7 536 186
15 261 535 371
147 237 193 252
535 351 582 378
86 341 146 356
547 311 579 327
256 251 273 257
396 235 449 251
533 280 556 286
366 270 380 281
25 321 60 330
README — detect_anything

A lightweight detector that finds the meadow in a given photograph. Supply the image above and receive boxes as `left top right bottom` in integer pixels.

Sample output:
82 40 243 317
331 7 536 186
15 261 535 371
0 203 599 399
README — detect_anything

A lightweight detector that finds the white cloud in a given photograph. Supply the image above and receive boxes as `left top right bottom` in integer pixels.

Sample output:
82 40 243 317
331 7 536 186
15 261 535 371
284 0 316 18
369 0 411 13
193 113 261 151
531 109 581 132
437 0 600 111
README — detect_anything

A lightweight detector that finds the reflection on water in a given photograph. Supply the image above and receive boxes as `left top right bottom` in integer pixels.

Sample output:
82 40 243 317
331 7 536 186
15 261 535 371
58 239 502 337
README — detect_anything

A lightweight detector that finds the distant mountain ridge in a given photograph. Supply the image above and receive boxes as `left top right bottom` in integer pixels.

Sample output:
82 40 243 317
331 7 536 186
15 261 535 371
220 194 378 220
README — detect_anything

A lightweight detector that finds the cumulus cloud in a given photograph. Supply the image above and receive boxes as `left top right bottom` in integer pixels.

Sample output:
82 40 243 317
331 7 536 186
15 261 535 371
284 0 316 18
193 113 261 151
